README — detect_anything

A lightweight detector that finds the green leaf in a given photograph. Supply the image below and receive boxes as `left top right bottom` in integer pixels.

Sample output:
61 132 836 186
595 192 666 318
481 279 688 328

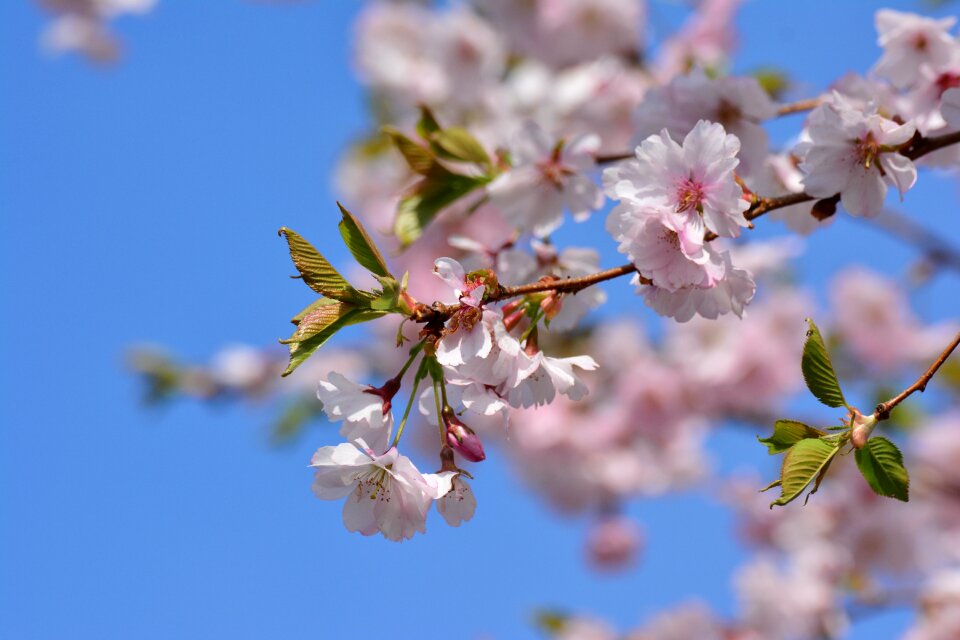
369 275 400 311
281 308 386 376
394 172 489 247
278 227 359 302
801 318 847 408
431 127 491 167
290 298 337 325
855 436 910 501
281 300 354 344
758 420 827 454
416 105 441 139
759 478 782 493
337 202 391 278
771 438 840 507
383 127 435 175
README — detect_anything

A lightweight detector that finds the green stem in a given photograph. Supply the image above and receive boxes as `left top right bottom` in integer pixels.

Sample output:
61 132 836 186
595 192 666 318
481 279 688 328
396 340 425 381
391 369 424 448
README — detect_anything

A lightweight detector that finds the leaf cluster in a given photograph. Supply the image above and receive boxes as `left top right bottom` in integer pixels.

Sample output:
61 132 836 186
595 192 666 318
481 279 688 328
277 205 404 376
759 319 909 507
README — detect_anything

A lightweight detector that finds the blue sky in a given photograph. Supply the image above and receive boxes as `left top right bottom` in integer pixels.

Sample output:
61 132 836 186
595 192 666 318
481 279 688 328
2 2 958 639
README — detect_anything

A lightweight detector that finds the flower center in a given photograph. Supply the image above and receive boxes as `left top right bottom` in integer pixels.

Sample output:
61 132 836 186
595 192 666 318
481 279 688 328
537 158 572 190
854 131 881 170
675 177 706 214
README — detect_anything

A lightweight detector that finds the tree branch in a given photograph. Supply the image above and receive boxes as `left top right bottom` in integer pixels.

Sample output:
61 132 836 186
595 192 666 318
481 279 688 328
874 331 960 420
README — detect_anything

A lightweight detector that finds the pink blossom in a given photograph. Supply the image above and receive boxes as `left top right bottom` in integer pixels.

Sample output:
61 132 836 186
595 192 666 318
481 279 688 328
436 474 477 527
873 9 959 89
309 443 451 542
604 119 749 244
796 94 917 217
633 72 778 176
316 372 394 454
488 122 604 237
636 252 756 322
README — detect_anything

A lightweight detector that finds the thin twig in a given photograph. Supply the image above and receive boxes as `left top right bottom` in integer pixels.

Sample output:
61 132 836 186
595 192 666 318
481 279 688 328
776 98 822 117
875 331 960 420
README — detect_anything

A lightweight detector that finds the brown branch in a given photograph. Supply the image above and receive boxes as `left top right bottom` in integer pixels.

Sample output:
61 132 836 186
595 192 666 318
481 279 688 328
594 151 635 164
904 129 960 160
875 331 960 420
776 98 822 117
493 264 646 300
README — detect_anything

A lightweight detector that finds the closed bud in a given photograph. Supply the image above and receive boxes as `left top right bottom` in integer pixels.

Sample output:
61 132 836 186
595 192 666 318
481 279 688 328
540 292 563 320
442 407 486 462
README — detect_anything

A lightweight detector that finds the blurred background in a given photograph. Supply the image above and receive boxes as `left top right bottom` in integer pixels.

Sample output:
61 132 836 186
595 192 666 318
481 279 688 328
2 1 959 638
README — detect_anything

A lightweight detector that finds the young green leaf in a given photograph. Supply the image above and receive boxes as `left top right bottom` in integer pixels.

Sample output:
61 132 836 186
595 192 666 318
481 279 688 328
431 128 491 167
383 127 435 175
416 105 441 139
854 436 910 501
281 308 386 376
278 228 358 302
281 300 354 344
770 437 840 507
801 318 848 408
758 420 827 454
290 298 336 325
369 275 400 311
394 172 489 247
337 203 391 278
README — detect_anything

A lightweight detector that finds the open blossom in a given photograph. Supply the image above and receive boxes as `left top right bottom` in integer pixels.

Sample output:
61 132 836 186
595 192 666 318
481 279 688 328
488 121 604 237
316 372 393 454
436 474 477 527
433 258 495 367
873 9 959 89
637 258 755 322
633 73 778 175
606 205 724 291
310 443 453 542
796 95 917 217
604 119 749 245
506 351 599 409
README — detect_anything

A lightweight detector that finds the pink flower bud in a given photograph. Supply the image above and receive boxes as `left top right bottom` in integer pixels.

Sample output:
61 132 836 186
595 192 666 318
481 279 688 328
586 517 642 572
540 292 563 320
442 407 486 462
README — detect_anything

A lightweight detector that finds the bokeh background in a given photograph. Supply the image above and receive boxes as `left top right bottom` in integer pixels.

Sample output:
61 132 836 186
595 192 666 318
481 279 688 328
2 1 958 638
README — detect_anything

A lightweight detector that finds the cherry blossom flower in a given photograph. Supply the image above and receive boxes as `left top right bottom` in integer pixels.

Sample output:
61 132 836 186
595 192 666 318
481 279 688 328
309 443 453 542
436 474 477 527
316 372 393 454
488 121 604 237
432 258 496 368
604 119 749 245
796 95 917 217
507 352 599 408
605 205 725 291
873 9 959 89
633 72 778 175
636 252 756 322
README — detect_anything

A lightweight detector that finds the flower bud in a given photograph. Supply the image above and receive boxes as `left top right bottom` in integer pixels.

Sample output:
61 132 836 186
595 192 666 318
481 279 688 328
540 292 563 320
850 408 878 449
442 407 486 462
